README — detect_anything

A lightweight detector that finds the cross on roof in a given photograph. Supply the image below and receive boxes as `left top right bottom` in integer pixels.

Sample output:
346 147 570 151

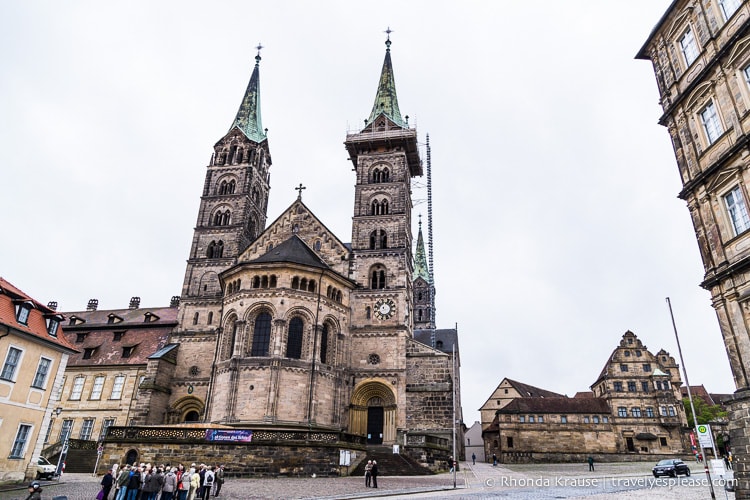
295 183 306 200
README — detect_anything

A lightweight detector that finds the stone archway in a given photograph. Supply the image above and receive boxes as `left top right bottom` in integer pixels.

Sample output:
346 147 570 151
349 379 397 444
170 396 205 423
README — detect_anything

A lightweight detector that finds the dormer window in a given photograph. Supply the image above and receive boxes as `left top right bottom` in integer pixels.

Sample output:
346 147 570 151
144 312 159 323
15 301 33 325
76 333 88 343
69 316 85 326
122 346 136 358
82 347 97 359
47 317 60 337
107 314 123 324
113 331 125 341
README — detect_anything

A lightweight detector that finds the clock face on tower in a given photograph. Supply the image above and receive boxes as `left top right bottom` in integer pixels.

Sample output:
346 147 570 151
374 298 396 320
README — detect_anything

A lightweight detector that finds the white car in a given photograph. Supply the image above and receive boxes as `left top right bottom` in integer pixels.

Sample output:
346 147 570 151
35 456 56 479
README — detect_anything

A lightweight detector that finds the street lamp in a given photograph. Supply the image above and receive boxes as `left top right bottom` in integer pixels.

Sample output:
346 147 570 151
54 407 62 417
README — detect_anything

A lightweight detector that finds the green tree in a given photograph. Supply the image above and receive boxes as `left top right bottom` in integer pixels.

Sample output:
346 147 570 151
682 397 728 427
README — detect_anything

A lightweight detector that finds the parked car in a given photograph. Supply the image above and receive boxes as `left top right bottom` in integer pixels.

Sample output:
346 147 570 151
652 459 691 477
35 456 56 479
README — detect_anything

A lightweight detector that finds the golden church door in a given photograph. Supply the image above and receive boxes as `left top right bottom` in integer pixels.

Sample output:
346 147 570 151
367 406 384 444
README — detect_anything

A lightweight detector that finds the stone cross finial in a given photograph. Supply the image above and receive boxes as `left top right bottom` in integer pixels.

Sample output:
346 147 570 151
295 183 306 200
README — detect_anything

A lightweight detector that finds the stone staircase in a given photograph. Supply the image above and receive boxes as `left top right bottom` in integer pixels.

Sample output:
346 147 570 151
350 445 434 476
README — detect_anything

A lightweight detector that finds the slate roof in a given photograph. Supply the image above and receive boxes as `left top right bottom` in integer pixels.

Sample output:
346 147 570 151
60 306 177 367
497 397 611 414
413 328 459 354
0 277 77 352
249 234 331 269
680 385 727 406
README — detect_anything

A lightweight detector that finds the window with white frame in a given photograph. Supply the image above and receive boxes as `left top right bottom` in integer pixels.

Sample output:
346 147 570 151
700 101 724 144
44 419 54 444
679 27 700 66
720 0 742 20
59 419 73 440
725 186 750 235
100 418 115 439
90 376 105 400
9 424 32 458
31 357 52 389
110 375 125 399
70 376 85 400
79 419 94 440
1 347 23 381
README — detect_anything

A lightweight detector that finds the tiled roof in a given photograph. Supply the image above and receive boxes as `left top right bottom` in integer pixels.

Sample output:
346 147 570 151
574 391 595 398
505 378 565 398
250 235 330 269
680 385 717 405
0 277 77 352
60 306 177 366
498 397 611 414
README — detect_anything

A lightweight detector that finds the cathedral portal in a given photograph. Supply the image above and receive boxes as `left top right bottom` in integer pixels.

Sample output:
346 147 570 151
349 379 397 444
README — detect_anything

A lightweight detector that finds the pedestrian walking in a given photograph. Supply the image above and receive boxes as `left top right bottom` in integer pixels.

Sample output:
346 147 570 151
472 453 476 465
370 460 379 489
24 481 42 500
587 456 594 471
364 460 372 487
101 468 114 500
202 466 215 500
492 453 497 466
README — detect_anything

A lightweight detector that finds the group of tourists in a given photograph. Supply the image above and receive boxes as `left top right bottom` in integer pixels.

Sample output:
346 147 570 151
363 460 378 488
100 462 225 500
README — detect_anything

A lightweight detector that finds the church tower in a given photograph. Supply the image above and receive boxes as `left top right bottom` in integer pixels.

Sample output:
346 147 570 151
413 218 434 330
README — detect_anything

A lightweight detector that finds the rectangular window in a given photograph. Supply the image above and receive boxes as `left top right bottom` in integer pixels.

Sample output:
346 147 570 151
506 436 513 448
641 381 650 393
1 347 23 381
70 377 85 400
656 380 663 390
110 375 125 399
529 416 535 423
79 419 94 440
679 27 700 66
538 416 544 423
725 186 750 236
720 0 742 20
668 406 676 416
75 333 87 343
16 305 30 325
60 419 73 441
593 416 600 424
660 406 668 416
90 376 105 400
701 101 724 144
47 318 59 337
620 364 628 372
519 416 525 423
618 407 627 417
632 407 642 418
560 415 567 423
628 381 637 392
121 346 134 358
646 407 655 417
642 363 651 372
602 416 609 423
32 357 52 389
660 437 668 446
583 416 590 423
82 348 96 360
9 424 32 458
613 381 623 392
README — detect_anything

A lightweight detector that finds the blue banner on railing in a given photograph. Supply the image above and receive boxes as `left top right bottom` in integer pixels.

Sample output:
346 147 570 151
205 429 253 443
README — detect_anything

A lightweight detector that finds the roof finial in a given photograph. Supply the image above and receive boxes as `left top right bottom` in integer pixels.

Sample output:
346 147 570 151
418 213 422 229
295 183 306 200
384 27 393 50
255 42 264 65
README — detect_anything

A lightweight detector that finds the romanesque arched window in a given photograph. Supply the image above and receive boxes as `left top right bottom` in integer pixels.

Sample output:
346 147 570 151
250 312 272 356
371 201 378 215
381 200 389 215
229 180 236 194
252 276 260 288
308 280 315 293
193 312 199 325
207 241 216 258
270 275 277 288
207 312 213 325
261 276 269 288
320 323 329 364
370 266 386 289
292 277 300 289
286 317 303 359
370 231 377 249
373 168 381 183
219 181 228 195
381 168 390 182
216 240 224 258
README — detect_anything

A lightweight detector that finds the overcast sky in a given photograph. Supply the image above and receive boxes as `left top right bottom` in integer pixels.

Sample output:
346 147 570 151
1 1 736 426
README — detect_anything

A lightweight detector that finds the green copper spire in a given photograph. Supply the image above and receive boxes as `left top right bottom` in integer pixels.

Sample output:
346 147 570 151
414 217 430 282
230 44 266 142
365 29 405 128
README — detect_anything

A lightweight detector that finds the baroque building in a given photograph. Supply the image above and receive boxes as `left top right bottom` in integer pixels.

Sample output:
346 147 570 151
56 37 461 474
481 331 690 463
637 1 750 496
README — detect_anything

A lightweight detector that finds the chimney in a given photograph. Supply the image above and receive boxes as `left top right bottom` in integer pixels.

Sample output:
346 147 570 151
129 297 141 309
86 299 99 311
170 296 180 308
47 301 58 311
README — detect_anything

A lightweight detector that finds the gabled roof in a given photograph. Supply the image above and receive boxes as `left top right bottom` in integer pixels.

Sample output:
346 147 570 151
497 397 611 415
249 234 330 269
0 277 77 352
680 385 716 405
505 378 565 398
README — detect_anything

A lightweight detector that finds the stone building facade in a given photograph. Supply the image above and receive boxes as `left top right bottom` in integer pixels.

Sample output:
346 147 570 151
58 37 461 475
637 1 750 496
482 331 691 462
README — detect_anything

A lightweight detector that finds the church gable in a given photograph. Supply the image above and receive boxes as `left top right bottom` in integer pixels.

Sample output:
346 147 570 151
239 199 350 275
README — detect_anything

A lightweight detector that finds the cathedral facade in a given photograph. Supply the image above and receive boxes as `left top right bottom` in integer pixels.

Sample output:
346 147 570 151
57 37 462 473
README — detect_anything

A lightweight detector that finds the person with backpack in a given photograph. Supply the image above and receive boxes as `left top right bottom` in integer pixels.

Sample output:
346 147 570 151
202 466 215 500
213 465 225 497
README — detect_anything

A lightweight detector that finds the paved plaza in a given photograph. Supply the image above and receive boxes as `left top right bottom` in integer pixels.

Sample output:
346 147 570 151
0 461 735 499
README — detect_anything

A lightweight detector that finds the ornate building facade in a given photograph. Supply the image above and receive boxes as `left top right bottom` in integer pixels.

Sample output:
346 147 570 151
637 1 750 496
57 38 461 474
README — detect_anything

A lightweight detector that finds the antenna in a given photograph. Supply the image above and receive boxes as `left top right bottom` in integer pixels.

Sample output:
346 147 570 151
427 134 437 347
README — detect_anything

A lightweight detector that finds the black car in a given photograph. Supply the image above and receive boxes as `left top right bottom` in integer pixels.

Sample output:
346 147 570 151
652 459 691 477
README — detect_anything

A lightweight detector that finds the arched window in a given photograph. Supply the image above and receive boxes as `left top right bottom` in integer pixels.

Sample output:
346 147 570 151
286 317 303 359
250 312 272 356
229 180 236 193
270 275 277 288
371 201 378 215
370 231 377 249
371 266 386 289
300 278 308 290
314 240 322 251
213 212 222 225
219 181 228 195
373 168 381 183
222 210 230 225
207 241 216 258
366 306 371 319
418 309 423 321
252 276 260 288
320 324 329 364
252 189 259 203
216 241 224 258
336 290 342 302
382 168 390 182
193 312 199 325
381 231 387 248
292 277 300 289
381 200 389 215
261 276 269 288
207 312 213 325
308 280 315 293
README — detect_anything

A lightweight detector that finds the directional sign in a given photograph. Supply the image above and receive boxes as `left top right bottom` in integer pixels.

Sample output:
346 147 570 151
696 424 714 449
